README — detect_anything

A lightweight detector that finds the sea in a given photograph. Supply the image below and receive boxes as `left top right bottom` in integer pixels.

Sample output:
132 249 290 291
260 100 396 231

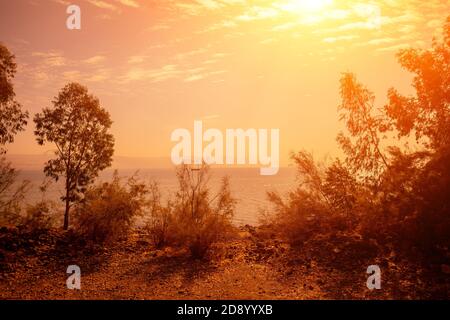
14 168 297 225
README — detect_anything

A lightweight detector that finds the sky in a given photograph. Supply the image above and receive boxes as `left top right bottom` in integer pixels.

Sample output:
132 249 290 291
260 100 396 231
0 0 449 166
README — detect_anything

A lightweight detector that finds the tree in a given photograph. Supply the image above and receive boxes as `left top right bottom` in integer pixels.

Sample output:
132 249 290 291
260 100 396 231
34 83 114 230
385 16 450 151
381 16 450 255
0 43 28 154
337 73 389 180
336 17 450 258
0 44 29 226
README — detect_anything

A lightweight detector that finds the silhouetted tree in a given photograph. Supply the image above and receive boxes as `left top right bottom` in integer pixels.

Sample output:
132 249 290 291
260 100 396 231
0 44 29 225
269 17 450 271
385 16 450 151
0 43 28 154
34 83 114 230
337 73 389 181
380 16 450 255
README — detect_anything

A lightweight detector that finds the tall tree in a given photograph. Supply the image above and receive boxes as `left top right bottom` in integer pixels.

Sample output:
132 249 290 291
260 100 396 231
0 44 29 225
385 16 450 151
337 72 389 180
34 83 114 230
0 43 28 154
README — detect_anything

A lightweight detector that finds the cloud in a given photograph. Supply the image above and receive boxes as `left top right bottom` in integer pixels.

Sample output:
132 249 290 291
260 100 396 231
85 69 112 82
337 20 377 31
376 43 410 52
173 0 245 15
323 35 359 43
32 51 66 67
86 0 139 12
115 0 139 8
427 18 444 29
237 7 278 21
33 71 51 83
366 37 396 45
184 69 227 82
199 20 237 33
184 74 205 82
148 24 171 31
120 60 227 84
51 0 70 5
127 55 150 64
260 38 277 45
62 70 81 79
175 48 208 60
121 64 182 83
201 114 220 120
325 9 350 20
87 0 119 11
272 22 298 32
83 55 106 64
212 52 231 58
195 0 223 10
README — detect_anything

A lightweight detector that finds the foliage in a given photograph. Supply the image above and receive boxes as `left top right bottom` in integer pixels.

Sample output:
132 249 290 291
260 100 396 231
73 171 147 244
34 83 115 229
385 16 450 150
269 18 450 266
147 164 236 259
21 200 58 232
0 158 29 227
337 73 389 180
146 181 174 248
267 151 361 246
0 44 28 154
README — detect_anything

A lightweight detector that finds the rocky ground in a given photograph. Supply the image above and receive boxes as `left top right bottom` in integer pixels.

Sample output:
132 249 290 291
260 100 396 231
0 226 448 299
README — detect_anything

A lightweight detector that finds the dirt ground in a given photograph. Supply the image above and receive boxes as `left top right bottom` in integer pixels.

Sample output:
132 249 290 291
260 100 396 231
0 227 447 299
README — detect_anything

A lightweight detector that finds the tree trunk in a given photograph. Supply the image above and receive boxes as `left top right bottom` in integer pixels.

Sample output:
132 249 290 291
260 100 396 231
63 177 70 230
63 198 70 230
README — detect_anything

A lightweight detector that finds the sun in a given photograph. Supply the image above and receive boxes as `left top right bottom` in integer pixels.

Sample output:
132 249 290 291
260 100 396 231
280 0 333 12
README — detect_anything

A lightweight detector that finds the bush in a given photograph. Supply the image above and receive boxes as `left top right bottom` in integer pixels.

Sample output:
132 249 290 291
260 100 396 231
20 200 57 232
145 181 174 248
269 145 449 266
146 164 236 259
267 151 363 246
362 147 450 261
74 171 147 244
0 158 29 227
172 165 236 258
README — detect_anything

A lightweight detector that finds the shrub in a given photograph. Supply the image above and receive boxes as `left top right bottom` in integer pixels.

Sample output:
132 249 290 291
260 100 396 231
146 164 236 259
172 165 236 258
145 181 174 248
0 158 29 227
74 171 147 244
267 151 363 246
20 200 57 232
362 147 450 261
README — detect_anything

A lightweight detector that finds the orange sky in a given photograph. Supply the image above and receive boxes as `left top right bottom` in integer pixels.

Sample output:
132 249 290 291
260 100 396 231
1 0 448 166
